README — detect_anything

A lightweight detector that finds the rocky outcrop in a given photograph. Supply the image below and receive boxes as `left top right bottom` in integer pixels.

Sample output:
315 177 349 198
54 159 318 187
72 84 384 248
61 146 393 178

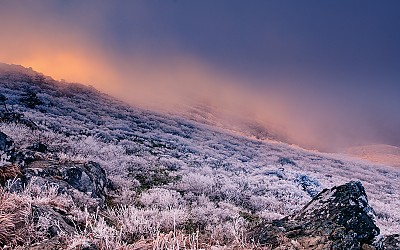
22 161 109 209
250 181 381 249
0 131 109 209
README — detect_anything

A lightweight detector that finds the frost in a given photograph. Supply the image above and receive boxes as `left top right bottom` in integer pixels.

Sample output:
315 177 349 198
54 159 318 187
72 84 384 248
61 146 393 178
1 66 400 247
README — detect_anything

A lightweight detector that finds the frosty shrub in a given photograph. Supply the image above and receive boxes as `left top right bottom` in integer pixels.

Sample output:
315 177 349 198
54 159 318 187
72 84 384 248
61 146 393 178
140 188 184 209
106 205 188 243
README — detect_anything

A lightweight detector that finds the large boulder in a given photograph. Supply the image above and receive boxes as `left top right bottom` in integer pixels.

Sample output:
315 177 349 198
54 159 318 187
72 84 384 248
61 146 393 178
250 181 380 249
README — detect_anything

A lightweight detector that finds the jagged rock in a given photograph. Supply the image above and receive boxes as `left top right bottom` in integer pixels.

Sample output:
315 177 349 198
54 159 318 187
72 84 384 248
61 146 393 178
250 181 380 249
0 131 15 164
14 149 38 166
0 132 109 208
22 161 108 209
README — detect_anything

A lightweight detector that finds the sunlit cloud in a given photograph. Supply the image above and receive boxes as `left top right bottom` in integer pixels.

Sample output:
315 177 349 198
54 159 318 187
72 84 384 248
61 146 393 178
0 1 398 152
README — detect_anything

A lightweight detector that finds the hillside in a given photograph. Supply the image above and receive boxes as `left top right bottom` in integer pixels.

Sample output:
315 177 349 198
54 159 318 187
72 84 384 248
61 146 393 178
0 63 399 249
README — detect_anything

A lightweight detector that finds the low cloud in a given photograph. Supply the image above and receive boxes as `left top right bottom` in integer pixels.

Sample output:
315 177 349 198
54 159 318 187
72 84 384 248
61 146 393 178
0 1 397 152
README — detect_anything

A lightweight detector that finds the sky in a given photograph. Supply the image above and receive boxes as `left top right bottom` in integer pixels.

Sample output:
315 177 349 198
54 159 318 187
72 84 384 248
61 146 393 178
1 0 400 151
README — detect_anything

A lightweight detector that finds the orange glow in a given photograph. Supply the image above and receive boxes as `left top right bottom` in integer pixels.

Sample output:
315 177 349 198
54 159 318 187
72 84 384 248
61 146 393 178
0 4 365 151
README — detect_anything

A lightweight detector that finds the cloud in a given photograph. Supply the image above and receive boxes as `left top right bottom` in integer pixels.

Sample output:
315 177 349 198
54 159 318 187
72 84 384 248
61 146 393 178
0 1 397 152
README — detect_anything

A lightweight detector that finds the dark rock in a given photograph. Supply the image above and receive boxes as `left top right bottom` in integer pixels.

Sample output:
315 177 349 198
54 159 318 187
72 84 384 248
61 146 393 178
22 160 109 208
0 132 16 164
28 142 48 153
0 131 13 152
375 234 400 250
106 178 120 191
32 204 75 237
14 149 37 166
277 157 297 167
250 181 380 249
264 169 286 179
0 132 46 168
295 174 322 197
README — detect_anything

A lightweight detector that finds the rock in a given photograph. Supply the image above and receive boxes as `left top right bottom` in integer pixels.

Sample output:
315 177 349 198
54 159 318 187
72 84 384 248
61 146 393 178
32 204 76 237
22 161 109 209
0 132 15 165
375 234 400 250
277 157 297 167
0 131 13 152
0 132 44 167
27 142 48 153
250 181 380 249
14 149 37 166
295 174 322 197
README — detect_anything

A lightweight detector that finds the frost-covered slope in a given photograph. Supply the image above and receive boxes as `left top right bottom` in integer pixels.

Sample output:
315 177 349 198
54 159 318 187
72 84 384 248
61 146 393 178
1 63 399 246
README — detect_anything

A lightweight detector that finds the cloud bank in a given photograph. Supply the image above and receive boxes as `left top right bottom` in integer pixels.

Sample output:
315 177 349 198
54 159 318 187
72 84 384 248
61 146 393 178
1 1 399 152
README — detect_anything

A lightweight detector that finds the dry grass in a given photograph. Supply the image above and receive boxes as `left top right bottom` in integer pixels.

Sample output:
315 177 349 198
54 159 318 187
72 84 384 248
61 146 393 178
0 187 31 247
0 213 15 246
0 165 21 185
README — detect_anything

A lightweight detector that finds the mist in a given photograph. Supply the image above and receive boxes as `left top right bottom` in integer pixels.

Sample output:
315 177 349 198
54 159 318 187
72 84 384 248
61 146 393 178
1 0 400 152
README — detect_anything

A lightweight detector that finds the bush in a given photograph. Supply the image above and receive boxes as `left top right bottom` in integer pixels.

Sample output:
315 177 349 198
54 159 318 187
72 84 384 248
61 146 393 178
19 90 43 109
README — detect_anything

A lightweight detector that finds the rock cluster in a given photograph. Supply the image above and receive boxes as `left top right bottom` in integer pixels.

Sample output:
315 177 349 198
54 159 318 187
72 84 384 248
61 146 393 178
1 132 109 207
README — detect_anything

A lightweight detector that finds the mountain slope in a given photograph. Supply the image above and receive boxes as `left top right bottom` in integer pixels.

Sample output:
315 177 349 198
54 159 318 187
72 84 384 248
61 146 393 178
1 63 399 248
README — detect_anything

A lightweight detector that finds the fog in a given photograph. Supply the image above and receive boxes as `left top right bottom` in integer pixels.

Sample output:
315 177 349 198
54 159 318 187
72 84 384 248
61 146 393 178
1 0 400 152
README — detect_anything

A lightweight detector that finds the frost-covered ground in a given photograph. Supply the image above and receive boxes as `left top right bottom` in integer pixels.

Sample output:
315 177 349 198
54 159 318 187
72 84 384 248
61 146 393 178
1 64 399 248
